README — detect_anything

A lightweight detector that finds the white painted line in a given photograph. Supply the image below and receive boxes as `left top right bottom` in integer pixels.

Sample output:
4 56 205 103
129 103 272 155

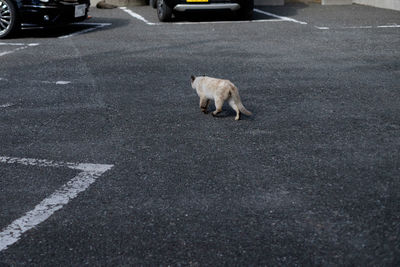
315 24 400 30
315 26 330 30
58 23 112 39
377 24 400 28
171 19 284 25
343 25 373 29
0 78 72 85
0 156 114 252
254 9 307 25
55 81 71 85
0 47 29 57
120 7 289 26
0 43 39 57
40 80 72 85
0 42 39 46
119 7 158 26
0 103 14 108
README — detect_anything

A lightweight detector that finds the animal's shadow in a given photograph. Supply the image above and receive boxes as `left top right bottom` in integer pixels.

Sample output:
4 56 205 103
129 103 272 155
203 102 253 120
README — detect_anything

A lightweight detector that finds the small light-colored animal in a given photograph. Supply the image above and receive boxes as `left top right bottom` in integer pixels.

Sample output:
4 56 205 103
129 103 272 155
191 75 252 121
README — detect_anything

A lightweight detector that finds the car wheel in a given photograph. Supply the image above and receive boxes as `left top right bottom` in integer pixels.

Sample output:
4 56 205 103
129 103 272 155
0 0 20 38
238 0 254 20
149 0 156 8
157 0 172 22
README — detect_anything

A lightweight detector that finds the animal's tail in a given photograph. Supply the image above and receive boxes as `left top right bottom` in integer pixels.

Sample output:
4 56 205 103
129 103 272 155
230 86 252 116
239 103 252 116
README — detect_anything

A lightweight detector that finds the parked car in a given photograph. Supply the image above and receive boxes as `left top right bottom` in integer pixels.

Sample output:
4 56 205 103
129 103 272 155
149 0 254 22
0 0 90 38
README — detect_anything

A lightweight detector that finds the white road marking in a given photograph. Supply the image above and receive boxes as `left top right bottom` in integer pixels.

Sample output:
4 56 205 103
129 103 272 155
58 23 112 39
343 25 374 29
377 24 400 28
0 43 39 46
41 80 72 85
119 7 158 25
315 24 400 30
0 46 29 57
120 7 298 26
315 26 330 30
120 7 399 30
170 19 284 25
1 48 25 57
55 81 71 85
0 156 114 252
0 103 14 108
0 43 39 57
253 9 308 25
1 78 72 85
0 77 69 95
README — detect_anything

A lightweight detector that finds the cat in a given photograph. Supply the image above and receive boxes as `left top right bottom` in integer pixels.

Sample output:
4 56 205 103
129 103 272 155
191 75 252 121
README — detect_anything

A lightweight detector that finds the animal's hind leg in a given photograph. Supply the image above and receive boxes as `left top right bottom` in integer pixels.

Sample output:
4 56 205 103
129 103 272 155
212 98 223 117
229 99 240 121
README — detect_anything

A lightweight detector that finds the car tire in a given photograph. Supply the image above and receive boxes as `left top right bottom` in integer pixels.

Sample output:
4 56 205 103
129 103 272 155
0 0 20 39
149 0 156 8
238 0 254 20
157 0 172 22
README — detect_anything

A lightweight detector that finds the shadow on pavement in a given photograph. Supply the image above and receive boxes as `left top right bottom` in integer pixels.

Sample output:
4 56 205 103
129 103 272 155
15 17 129 39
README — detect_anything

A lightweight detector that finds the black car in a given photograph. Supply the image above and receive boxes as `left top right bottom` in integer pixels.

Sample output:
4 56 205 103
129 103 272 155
149 0 254 22
0 0 90 38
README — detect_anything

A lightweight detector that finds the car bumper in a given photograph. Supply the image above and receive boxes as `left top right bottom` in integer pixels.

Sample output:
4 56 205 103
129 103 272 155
20 1 90 27
173 3 240 11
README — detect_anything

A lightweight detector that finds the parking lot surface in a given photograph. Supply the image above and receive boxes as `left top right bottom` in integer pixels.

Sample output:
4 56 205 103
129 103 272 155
0 2 399 265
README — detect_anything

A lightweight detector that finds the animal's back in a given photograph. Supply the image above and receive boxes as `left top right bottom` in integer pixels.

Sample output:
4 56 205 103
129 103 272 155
202 77 235 99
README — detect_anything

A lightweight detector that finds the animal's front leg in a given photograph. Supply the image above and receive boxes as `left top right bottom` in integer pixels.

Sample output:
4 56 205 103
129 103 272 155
199 98 210 114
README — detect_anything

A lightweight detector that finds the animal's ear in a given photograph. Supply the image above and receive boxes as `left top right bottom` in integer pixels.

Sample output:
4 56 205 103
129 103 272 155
191 75 196 83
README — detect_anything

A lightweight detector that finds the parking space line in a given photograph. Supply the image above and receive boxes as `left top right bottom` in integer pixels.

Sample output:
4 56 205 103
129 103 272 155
120 7 308 26
55 81 71 85
0 103 14 108
170 19 284 25
0 43 39 57
119 7 158 26
253 9 308 25
315 26 330 30
0 42 39 46
345 26 373 29
58 22 112 39
119 7 398 30
0 47 26 57
315 23 400 30
0 77 72 85
0 156 114 251
377 24 400 28
40 80 72 85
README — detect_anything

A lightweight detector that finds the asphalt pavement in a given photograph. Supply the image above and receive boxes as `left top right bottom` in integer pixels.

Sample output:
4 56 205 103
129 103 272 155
0 3 399 266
